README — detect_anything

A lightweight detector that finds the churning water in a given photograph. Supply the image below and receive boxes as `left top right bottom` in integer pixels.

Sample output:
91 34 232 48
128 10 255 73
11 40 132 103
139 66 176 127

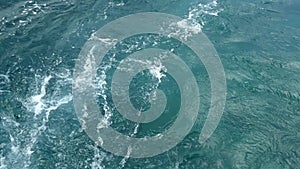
0 0 300 168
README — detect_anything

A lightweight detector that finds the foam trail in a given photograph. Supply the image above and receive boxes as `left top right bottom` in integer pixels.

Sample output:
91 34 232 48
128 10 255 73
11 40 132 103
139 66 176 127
119 146 132 169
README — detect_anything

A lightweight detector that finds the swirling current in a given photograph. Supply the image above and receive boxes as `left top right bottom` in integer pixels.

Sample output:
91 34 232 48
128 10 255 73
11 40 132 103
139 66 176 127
0 0 300 168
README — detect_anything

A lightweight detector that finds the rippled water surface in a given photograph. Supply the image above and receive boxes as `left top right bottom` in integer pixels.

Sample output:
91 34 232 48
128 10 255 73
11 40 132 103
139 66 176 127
0 0 300 168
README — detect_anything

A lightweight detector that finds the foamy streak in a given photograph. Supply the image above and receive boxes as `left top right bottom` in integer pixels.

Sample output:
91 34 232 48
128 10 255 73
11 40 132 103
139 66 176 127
82 40 118 169
95 54 118 130
89 34 118 45
118 123 139 168
119 146 132 169
132 124 139 136
73 46 96 90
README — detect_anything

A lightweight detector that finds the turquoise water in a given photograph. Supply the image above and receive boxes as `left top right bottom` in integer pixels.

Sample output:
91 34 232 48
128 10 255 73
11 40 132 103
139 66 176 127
1 0 300 168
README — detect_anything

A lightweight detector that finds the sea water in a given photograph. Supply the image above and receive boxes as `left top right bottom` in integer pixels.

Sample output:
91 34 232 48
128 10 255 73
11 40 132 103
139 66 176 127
0 0 300 168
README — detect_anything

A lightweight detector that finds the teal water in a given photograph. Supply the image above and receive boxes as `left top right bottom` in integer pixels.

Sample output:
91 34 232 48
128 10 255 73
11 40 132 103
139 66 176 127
0 0 300 168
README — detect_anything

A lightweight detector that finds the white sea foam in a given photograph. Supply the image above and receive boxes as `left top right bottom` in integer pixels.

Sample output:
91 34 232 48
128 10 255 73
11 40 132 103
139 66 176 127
0 75 10 83
166 19 202 41
24 76 72 167
31 75 52 116
74 46 96 90
118 56 167 83
21 1 46 16
53 68 71 79
102 1 125 20
165 0 222 40
119 146 132 169
0 155 6 169
5 71 73 168
132 124 139 136
0 74 10 94
149 58 167 83
90 146 106 169
188 0 221 19
79 0 221 167
94 53 117 129
89 34 118 46
285 61 300 70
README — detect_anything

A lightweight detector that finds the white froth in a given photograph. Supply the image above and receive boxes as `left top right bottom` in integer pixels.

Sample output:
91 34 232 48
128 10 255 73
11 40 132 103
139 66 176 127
0 74 10 84
0 74 10 94
89 34 118 46
149 59 167 83
165 0 222 40
102 1 125 20
74 46 96 90
90 146 105 169
30 75 52 115
8 72 73 168
0 155 6 169
119 146 132 168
